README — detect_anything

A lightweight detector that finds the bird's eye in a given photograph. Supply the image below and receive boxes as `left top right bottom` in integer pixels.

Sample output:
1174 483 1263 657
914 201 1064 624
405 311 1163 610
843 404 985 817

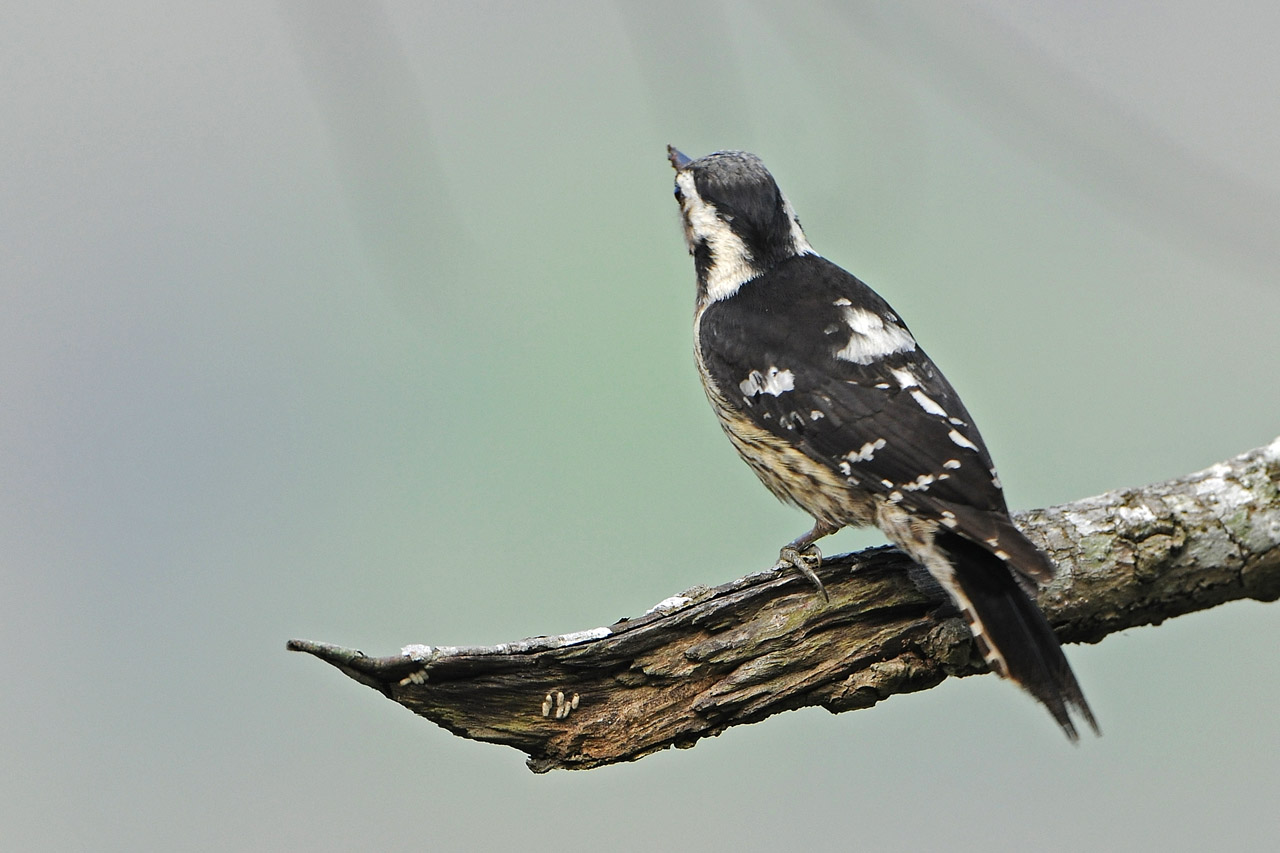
673 184 684 201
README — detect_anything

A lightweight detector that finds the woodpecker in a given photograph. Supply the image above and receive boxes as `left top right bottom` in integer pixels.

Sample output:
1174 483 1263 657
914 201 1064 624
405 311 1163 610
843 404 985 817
668 146 1097 740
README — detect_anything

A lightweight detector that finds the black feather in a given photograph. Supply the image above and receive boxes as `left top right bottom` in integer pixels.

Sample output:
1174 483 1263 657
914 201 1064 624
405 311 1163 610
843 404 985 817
677 148 1096 739
691 152 797 271
934 531 1099 740
699 254 1007 517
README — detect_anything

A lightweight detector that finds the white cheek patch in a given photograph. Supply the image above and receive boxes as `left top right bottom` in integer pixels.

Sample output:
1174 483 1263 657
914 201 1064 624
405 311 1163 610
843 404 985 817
834 307 917 365
740 366 796 398
677 171 759 304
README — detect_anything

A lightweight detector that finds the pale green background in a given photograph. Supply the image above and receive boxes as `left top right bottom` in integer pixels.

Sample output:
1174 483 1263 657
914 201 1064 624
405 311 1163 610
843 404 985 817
4 3 1279 851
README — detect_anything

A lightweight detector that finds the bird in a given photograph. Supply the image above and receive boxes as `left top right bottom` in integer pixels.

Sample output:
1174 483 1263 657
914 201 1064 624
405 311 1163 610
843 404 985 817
668 145 1097 740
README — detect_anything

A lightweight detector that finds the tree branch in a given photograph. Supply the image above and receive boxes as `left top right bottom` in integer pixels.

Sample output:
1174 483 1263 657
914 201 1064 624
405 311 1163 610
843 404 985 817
289 438 1280 772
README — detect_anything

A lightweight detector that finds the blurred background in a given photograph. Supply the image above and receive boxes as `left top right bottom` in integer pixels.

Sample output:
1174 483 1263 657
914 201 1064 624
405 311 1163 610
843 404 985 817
4 2 1279 850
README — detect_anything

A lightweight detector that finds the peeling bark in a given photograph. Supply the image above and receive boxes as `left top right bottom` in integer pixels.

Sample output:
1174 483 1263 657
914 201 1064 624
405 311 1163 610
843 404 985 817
289 438 1280 772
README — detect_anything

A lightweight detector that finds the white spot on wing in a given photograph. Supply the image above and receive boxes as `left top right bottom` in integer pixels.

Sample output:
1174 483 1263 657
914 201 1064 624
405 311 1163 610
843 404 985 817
835 307 917 365
909 389 947 417
890 367 919 389
740 366 796 397
947 428 979 451
901 473 936 491
943 459 961 470
844 438 887 463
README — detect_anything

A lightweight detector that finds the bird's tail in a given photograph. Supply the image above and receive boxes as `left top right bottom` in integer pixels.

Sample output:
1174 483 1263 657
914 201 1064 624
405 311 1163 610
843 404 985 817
934 531 1098 741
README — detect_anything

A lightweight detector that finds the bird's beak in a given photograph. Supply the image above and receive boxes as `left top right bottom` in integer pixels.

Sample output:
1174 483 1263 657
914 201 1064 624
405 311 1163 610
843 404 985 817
667 145 692 170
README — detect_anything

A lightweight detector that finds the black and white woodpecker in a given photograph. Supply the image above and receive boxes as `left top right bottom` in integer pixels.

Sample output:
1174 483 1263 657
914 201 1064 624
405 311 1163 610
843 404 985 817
668 146 1097 740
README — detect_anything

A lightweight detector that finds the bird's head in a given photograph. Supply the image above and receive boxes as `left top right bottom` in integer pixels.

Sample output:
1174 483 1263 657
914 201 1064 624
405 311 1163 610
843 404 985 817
668 146 813 303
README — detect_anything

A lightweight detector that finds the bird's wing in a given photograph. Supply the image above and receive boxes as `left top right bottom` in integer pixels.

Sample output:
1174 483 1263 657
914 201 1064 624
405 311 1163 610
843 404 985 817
698 254 1053 582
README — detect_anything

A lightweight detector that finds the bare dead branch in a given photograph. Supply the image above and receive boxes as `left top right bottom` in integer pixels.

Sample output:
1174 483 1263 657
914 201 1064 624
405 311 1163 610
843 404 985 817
289 437 1280 772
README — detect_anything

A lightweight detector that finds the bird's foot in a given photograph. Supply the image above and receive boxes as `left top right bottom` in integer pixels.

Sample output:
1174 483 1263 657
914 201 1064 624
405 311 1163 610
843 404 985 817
774 544 828 601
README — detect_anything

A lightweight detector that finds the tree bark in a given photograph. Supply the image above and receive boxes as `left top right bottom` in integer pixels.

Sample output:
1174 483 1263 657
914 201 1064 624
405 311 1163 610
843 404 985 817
289 437 1280 772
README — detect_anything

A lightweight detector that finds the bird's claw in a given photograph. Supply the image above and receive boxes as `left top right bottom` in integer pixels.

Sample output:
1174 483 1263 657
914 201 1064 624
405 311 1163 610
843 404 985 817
774 545 829 601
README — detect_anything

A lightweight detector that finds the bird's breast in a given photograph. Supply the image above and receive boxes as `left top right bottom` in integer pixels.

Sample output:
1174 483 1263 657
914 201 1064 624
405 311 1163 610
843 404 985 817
693 309 875 529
